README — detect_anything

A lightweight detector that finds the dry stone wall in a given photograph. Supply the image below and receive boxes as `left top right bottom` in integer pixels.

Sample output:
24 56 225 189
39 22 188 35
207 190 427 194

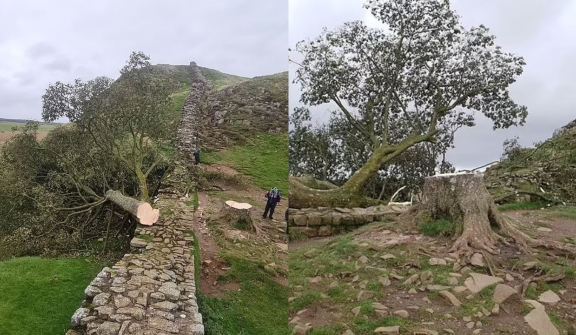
289 205 406 237
66 197 204 335
176 82 209 160
176 63 209 160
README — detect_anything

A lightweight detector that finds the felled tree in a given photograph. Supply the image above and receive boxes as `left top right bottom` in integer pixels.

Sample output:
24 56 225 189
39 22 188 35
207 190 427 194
37 52 176 226
41 52 175 204
290 0 527 209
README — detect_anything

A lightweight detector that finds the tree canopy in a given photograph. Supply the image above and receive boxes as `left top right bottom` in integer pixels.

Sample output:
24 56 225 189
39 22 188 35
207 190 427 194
0 52 179 258
41 51 176 202
291 0 528 205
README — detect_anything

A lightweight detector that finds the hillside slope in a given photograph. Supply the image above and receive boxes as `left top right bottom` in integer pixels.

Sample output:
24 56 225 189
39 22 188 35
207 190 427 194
485 119 576 204
204 71 289 144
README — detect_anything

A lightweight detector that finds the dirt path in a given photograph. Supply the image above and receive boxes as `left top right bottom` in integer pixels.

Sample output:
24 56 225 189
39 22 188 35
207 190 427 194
503 209 576 246
289 214 576 335
191 163 288 299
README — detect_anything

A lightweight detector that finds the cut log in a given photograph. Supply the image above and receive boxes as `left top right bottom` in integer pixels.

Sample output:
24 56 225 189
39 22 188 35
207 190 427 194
105 190 159 226
221 200 253 230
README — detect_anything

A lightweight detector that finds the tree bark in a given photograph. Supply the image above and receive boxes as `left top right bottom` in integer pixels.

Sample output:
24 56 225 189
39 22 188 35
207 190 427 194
414 172 556 257
105 190 159 226
221 200 253 230
289 176 380 209
290 132 436 209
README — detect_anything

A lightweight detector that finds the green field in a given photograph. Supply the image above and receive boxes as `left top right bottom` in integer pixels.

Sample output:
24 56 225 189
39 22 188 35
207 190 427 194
0 257 105 335
0 121 60 133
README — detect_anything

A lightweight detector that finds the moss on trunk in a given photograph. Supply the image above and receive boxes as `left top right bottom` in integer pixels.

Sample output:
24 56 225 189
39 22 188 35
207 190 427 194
289 176 380 209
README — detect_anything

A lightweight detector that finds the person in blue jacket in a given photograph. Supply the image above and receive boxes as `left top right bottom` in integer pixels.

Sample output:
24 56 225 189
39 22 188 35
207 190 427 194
263 187 281 219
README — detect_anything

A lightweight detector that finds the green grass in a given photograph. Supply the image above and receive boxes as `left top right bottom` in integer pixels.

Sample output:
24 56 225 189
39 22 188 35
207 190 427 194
220 133 288 192
136 234 152 242
0 257 105 335
498 201 549 211
201 151 223 164
548 206 576 220
184 190 198 209
198 254 289 335
192 188 199 210
169 90 188 120
0 121 60 133
199 67 249 90
418 219 455 237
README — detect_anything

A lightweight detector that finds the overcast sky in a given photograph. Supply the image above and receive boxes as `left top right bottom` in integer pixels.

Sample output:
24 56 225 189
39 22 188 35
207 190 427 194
289 0 576 170
0 0 288 122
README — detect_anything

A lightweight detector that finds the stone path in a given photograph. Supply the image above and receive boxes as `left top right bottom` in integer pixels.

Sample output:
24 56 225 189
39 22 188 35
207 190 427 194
66 193 204 335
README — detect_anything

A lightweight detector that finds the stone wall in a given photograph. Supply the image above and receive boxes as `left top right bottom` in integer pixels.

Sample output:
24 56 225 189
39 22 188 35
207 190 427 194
176 82 209 160
289 205 406 237
66 195 204 335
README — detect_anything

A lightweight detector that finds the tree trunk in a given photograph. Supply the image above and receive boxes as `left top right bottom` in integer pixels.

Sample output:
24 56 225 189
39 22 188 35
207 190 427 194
135 170 150 203
342 133 433 194
414 172 555 257
105 190 159 226
290 133 435 209
221 200 253 230
289 176 380 209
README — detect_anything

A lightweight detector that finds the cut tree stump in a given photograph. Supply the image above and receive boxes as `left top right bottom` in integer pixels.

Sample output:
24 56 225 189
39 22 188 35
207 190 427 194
105 190 159 226
222 200 253 230
415 172 533 257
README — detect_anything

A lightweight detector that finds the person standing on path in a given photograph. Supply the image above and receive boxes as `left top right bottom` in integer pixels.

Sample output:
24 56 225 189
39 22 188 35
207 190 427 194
263 187 281 219
193 149 201 165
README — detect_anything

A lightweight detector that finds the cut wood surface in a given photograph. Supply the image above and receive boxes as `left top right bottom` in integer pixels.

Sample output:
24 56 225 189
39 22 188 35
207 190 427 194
105 190 159 226
225 200 252 209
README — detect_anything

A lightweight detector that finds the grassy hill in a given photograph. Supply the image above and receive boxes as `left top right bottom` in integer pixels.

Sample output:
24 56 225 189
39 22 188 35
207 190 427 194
485 121 576 204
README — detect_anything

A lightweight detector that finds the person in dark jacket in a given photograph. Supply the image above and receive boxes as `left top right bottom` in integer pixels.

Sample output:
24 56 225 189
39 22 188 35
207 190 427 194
193 149 201 165
263 187 281 219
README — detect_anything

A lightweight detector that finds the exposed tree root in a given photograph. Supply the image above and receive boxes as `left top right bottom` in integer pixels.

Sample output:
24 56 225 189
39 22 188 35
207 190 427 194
416 173 576 260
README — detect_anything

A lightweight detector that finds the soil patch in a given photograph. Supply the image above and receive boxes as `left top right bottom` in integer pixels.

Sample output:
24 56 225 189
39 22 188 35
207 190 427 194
504 209 576 247
193 163 288 299
191 192 239 297
0 132 47 146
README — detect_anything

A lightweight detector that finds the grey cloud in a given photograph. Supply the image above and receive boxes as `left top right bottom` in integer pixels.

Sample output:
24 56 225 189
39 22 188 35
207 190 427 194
0 0 287 120
12 71 36 86
451 0 571 48
26 42 57 59
42 58 72 72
